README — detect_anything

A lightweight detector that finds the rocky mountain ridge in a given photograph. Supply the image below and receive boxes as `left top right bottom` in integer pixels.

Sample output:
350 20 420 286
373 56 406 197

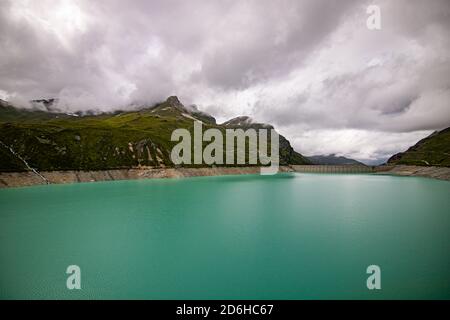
0 96 310 172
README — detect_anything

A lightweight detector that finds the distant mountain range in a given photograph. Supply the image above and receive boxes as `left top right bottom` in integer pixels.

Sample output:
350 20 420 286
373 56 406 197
2 97 449 172
306 154 365 166
308 129 450 168
387 127 450 167
0 97 309 172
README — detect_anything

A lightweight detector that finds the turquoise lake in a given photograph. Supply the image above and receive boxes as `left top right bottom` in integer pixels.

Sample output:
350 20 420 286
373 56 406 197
0 173 449 299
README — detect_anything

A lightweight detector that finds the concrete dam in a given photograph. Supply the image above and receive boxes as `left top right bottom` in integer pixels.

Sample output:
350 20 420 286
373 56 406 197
291 165 375 173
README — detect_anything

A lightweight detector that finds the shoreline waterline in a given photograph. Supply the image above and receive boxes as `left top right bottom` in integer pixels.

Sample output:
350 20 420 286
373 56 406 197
0 165 449 189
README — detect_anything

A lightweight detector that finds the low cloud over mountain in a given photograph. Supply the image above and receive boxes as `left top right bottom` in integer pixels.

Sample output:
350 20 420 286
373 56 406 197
0 0 449 163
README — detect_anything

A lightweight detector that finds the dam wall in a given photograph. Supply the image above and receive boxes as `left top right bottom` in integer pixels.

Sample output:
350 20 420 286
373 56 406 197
291 165 375 173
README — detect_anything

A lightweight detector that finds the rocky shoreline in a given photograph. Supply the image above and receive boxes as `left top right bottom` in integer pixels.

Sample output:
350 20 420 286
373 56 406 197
1 165 449 189
0 166 295 188
374 165 450 181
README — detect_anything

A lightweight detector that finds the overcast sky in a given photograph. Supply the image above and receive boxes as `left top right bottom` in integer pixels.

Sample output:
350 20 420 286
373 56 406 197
1 0 449 164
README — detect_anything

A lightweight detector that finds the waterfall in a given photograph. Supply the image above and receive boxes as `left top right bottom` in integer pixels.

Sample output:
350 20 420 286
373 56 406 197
0 140 49 184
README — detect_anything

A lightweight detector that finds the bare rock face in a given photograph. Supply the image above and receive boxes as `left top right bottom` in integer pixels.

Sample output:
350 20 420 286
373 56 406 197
166 96 187 111
30 98 58 111
222 116 272 129
165 96 217 124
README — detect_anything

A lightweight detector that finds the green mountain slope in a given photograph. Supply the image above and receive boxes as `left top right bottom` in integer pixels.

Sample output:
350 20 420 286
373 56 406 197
0 97 309 172
387 127 450 167
222 116 310 165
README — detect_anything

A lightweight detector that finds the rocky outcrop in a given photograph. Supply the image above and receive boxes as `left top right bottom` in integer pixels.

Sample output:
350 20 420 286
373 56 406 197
166 96 188 112
223 116 266 128
30 98 58 111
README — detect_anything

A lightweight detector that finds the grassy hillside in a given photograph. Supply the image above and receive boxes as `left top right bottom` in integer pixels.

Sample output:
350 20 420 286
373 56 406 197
0 97 309 172
222 116 310 166
387 127 450 167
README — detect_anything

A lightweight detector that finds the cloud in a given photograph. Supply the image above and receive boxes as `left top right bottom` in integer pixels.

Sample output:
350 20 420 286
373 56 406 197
0 0 449 162
287 128 433 164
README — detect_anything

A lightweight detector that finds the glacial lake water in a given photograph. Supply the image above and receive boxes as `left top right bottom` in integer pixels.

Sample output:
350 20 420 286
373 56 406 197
0 173 449 299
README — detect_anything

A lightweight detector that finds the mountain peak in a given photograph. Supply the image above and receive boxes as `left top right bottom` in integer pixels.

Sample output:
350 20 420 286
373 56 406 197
165 96 185 110
222 116 273 129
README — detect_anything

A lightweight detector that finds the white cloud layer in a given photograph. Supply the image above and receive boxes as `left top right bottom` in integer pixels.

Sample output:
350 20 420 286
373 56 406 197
0 0 449 163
